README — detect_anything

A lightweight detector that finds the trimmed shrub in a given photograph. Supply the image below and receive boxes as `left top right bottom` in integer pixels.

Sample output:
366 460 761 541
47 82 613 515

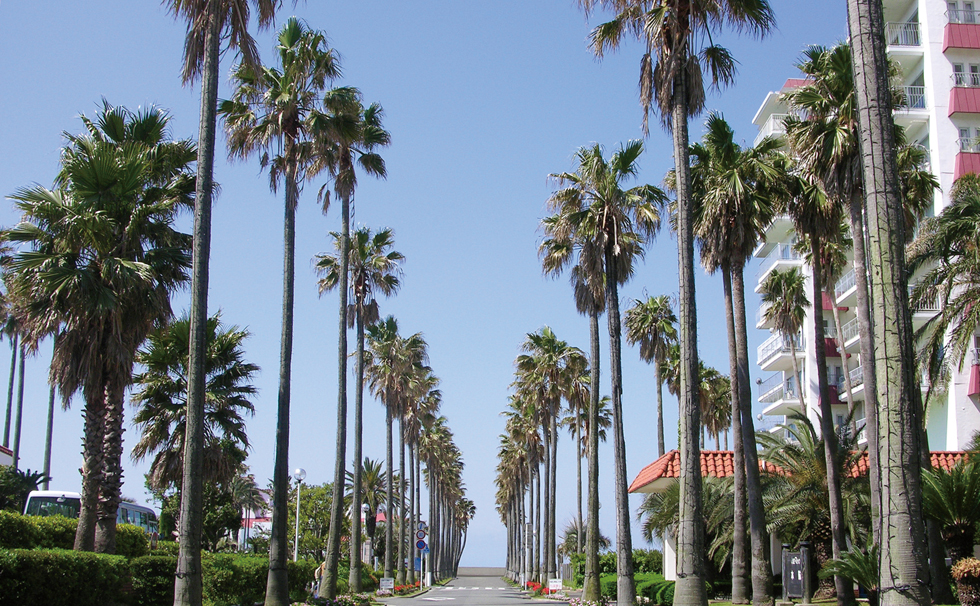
288 558 319 601
599 552 617 575
633 549 664 575
202 553 268 606
131 555 177 606
116 523 150 558
0 511 37 549
0 548 129 606
599 573 617 599
656 581 675 606
152 539 179 556
32 515 76 549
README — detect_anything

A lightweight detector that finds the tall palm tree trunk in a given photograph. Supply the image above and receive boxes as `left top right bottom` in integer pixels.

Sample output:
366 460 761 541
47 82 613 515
408 442 416 585
723 269 750 605
535 466 542 582
585 308 601 601
829 298 855 436
74 385 106 551
603 246 635 606
266 172 300 606
349 308 366 592
541 419 552 580
43 380 55 489
808 239 855 606
671 61 708 606
549 413 558 579
846 191 881 540
323 193 351 600
655 363 665 457
916 389 956 604
11 342 25 468
848 9 931 600
175 7 220 602
385 402 394 578
397 418 407 584
416 443 422 577
575 408 583 554
3 334 16 447
733 267 774 606
96 377 128 553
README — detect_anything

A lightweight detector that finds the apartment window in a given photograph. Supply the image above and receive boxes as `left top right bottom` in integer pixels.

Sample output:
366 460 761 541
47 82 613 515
955 63 967 86
971 64 980 86
968 2 977 23
951 1 962 22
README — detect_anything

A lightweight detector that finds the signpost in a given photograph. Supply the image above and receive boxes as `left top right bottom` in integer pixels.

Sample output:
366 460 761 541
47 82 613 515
417 539 427 550
380 578 395 591
549 579 564 593
416 530 427 540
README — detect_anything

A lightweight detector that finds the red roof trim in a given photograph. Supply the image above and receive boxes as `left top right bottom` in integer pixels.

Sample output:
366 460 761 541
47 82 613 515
0 444 11 457
629 449 967 493
945 23 980 51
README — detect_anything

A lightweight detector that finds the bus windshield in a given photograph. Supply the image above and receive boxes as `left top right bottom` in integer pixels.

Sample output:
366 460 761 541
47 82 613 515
25 496 81 518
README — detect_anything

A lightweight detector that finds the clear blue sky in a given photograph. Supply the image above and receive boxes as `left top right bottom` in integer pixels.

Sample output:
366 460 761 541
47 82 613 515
0 0 846 566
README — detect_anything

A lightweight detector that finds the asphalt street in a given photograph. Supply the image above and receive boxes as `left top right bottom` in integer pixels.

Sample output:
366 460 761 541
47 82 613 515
379 568 560 606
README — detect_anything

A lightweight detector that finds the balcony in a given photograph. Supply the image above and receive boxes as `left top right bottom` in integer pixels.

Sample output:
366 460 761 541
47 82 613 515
758 333 805 370
756 242 802 283
948 79 980 116
946 11 980 51
754 113 789 147
759 374 802 417
841 316 860 351
898 85 926 110
835 269 857 304
756 303 772 329
887 22 921 47
956 138 980 179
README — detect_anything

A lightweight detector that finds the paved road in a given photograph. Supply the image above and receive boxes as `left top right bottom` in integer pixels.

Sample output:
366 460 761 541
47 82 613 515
379 569 548 606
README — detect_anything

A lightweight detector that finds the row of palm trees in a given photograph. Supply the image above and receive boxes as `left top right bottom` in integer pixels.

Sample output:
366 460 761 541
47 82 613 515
1 8 474 606
494 1 951 606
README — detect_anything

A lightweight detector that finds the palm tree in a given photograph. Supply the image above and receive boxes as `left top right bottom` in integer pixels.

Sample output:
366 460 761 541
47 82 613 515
317 227 403 590
547 140 664 605
5 103 194 554
540 179 606 599
758 412 870 595
515 327 586 581
346 457 388 557
228 472 264 551
308 86 391 600
759 268 809 410
163 2 277 601
220 19 340 604
131 314 258 492
683 112 784 605
780 168 855 606
365 317 427 581
921 459 980 564
579 4 776 602
625 295 677 457
698 366 731 450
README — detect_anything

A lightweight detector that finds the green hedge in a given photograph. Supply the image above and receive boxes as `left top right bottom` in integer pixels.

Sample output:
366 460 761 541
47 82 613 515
131 555 177 606
0 511 148 557
0 548 130 606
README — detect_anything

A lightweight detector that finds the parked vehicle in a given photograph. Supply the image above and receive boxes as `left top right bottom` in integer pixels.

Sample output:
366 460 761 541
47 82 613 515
23 490 159 535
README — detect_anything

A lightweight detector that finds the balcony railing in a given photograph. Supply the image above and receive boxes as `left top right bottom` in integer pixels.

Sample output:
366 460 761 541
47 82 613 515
835 269 856 299
754 113 789 147
960 137 980 153
842 317 860 343
758 333 805 363
849 364 864 388
759 375 800 404
899 85 926 109
756 303 771 326
910 287 941 312
953 72 980 87
949 9 980 24
757 242 802 280
974 348 980 365
887 21 921 46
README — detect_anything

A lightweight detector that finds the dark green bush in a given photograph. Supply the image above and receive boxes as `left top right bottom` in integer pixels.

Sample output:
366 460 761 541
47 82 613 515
32 515 76 549
0 548 129 606
116 523 150 558
289 558 319 600
152 539 179 556
656 582 675 606
600 573 618 599
131 555 177 606
599 552 617 575
633 549 664 574
203 553 268 606
0 511 37 549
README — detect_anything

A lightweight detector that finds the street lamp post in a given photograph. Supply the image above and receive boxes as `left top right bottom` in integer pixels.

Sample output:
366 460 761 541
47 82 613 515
292 468 306 561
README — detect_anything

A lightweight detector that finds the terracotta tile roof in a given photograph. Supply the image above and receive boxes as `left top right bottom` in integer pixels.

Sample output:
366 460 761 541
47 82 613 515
782 78 812 91
629 449 968 493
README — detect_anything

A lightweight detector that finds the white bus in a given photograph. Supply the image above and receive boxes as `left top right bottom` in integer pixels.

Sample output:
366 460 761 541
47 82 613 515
23 490 159 535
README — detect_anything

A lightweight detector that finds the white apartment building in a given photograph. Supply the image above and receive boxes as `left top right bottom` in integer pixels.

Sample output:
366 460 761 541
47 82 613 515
751 0 980 450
